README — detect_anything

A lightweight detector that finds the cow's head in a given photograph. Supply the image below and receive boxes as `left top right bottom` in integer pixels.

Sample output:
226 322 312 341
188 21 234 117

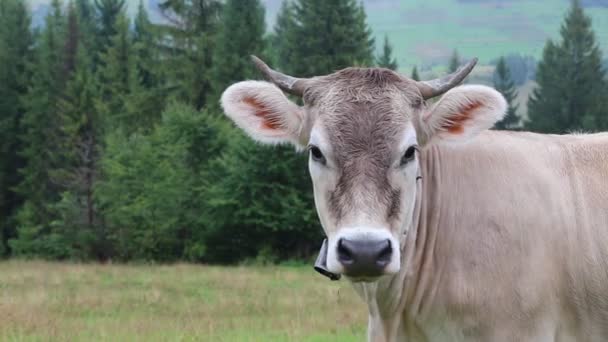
221 56 506 282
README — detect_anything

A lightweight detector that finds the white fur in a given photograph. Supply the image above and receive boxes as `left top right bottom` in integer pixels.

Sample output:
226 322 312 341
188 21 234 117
220 81 304 146
420 85 507 145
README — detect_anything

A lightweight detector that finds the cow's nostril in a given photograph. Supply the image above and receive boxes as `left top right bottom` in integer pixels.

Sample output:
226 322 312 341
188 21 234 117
375 239 392 267
337 238 355 265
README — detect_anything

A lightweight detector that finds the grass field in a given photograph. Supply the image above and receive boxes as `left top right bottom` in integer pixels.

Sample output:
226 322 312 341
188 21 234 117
0 261 366 341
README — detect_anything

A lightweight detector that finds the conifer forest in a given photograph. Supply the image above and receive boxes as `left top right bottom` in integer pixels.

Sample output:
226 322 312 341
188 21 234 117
1 0 607 263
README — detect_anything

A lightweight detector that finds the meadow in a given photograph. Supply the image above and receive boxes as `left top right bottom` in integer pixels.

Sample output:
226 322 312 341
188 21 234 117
0 261 366 342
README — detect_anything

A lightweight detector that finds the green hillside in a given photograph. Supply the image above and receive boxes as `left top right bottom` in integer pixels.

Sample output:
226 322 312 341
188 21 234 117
263 0 608 71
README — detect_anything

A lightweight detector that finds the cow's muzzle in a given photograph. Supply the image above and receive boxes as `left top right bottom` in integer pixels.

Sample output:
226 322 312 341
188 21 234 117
314 239 341 281
336 237 392 277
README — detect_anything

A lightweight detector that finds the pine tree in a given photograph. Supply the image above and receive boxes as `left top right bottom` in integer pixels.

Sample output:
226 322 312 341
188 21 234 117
96 13 136 132
0 0 33 255
54 47 104 259
133 0 159 89
12 0 68 257
126 0 166 132
208 0 266 105
156 0 223 109
75 0 99 67
281 0 375 76
63 1 79 78
94 0 126 50
272 0 298 70
527 0 606 133
448 49 460 73
411 66 420 81
493 57 520 130
376 35 398 70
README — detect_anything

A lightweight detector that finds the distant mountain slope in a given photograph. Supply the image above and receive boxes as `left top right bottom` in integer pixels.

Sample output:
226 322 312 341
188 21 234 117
263 0 608 70
27 0 608 70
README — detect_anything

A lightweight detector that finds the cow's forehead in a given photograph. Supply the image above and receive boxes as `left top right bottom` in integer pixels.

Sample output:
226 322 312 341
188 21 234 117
304 68 420 158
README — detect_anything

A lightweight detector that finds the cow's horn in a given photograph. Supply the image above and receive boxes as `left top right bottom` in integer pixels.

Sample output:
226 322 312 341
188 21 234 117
251 55 310 96
415 57 478 99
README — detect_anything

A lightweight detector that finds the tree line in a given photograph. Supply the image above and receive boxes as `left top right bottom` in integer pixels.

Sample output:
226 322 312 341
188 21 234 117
0 0 605 263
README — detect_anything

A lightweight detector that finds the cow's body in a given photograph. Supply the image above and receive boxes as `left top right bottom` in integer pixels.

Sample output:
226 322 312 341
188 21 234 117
221 56 608 342
358 130 608 341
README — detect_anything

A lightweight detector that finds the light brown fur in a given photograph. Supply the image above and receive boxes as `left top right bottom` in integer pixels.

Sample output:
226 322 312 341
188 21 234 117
221 65 608 342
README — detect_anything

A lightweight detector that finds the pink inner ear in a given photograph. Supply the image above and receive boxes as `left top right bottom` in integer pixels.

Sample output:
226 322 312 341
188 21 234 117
444 101 482 134
243 96 282 130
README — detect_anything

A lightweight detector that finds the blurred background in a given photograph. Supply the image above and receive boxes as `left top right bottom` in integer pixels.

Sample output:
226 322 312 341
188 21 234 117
0 0 607 340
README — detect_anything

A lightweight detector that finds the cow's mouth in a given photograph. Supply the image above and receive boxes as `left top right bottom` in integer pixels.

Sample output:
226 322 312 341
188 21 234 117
346 275 381 283
314 239 341 281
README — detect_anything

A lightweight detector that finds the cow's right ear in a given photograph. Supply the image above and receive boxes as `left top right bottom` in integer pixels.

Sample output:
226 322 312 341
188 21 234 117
221 81 305 147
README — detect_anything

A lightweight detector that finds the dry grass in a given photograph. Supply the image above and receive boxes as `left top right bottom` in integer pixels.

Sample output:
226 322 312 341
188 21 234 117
0 261 366 341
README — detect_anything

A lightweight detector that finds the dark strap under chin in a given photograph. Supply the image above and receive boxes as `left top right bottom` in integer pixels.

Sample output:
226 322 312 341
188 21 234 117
313 239 341 281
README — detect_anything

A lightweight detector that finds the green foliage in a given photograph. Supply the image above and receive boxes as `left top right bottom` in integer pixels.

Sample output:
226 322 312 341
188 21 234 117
448 49 460 73
493 57 520 130
156 0 223 109
208 0 267 106
0 0 32 255
53 47 105 260
527 0 607 133
271 0 298 70
96 13 137 132
411 66 420 81
376 35 398 70
201 138 320 263
128 1 166 133
96 103 227 261
277 0 375 76
94 0 126 50
12 0 66 257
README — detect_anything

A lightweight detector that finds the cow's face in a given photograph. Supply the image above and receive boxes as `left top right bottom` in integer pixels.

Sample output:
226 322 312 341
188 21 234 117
221 58 506 281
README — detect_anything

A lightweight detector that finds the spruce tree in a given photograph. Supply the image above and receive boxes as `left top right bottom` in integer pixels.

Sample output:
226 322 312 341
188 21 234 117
493 57 520 130
448 49 460 73
376 35 398 70
63 1 79 78
527 0 606 133
208 0 266 105
75 0 99 67
12 0 67 257
126 0 166 132
0 0 33 255
54 45 105 260
96 13 136 131
272 0 298 70
411 66 420 81
133 0 159 89
156 0 223 109
93 0 126 50
282 0 375 76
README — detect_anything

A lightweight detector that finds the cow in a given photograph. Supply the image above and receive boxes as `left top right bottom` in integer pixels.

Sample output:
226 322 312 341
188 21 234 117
220 55 608 342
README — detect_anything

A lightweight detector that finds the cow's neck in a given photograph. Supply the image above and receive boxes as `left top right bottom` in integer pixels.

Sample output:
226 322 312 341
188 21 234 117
352 144 442 340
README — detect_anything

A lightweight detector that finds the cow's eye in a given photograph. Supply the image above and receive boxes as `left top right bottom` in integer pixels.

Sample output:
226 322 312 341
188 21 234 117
308 145 326 164
411 97 423 109
400 145 418 166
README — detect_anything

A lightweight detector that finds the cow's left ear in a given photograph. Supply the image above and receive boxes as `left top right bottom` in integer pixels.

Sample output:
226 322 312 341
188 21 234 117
416 85 507 146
